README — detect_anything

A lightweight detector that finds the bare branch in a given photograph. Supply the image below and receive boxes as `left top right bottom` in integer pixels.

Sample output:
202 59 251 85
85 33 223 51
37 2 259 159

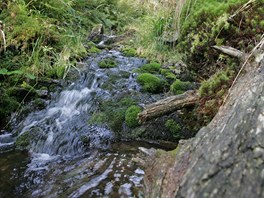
212 45 246 59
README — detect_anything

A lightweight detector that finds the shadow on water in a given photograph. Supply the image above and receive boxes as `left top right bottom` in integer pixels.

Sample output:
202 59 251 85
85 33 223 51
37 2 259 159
0 151 30 197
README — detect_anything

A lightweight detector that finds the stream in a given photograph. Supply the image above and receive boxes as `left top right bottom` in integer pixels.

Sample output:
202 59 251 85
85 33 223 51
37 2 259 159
0 50 175 197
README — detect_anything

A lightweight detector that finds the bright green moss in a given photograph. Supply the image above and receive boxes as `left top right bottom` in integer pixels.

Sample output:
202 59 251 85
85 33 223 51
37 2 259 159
160 69 177 80
199 70 233 97
122 47 137 57
137 73 164 93
140 62 161 74
88 46 101 53
170 79 191 95
125 105 142 128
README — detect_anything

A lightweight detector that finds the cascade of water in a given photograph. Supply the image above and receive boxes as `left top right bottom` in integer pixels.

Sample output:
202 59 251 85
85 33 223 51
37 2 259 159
16 71 114 156
2 50 154 197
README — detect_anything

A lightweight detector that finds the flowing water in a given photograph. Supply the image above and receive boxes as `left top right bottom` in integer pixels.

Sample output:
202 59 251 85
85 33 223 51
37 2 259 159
0 50 174 197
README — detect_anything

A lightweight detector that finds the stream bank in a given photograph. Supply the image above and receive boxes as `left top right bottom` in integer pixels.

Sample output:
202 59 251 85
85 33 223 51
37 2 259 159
0 48 183 197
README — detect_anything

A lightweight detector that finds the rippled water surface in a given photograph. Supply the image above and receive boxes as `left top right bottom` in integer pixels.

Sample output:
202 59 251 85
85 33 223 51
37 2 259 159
0 50 173 197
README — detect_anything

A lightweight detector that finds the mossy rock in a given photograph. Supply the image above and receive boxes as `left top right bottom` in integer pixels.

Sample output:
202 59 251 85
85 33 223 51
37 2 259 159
109 109 126 132
80 135 90 146
165 119 181 138
32 98 46 110
160 69 177 81
125 105 142 128
88 46 101 53
199 69 233 97
170 79 192 95
139 62 161 74
98 58 117 68
87 41 101 53
7 86 37 102
120 97 136 106
89 97 137 133
15 131 31 150
122 47 137 57
119 71 131 78
88 112 107 125
0 89 20 121
137 73 165 93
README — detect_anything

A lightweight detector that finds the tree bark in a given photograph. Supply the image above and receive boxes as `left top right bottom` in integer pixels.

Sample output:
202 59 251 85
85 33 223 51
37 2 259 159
138 90 199 124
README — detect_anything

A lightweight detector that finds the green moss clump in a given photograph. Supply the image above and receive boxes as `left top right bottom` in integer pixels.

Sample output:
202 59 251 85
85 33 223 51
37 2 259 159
88 112 107 125
120 97 137 106
140 62 161 74
170 79 191 95
199 70 233 97
15 131 31 149
165 119 181 138
98 58 117 68
122 47 137 57
160 69 177 81
88 46 101 53
33 99 46 110
125 105 142 128
88 97 138 133
137 73 164 93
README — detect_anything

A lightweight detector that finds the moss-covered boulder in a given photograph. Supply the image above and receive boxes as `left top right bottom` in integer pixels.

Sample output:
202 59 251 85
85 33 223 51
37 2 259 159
125 105 142 128
15 131 31 150
140 62 161 74
98 58 117 68
170 79 192 95
0 89 20 122
122 47 137 57
137 73 164 93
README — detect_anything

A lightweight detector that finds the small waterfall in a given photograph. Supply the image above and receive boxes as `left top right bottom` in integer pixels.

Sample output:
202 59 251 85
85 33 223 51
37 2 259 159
16 71 113 156
0 132 15 152
2 50 154 197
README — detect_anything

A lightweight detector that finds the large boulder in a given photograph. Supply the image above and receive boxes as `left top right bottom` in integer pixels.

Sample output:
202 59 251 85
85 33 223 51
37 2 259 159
144 52 264 197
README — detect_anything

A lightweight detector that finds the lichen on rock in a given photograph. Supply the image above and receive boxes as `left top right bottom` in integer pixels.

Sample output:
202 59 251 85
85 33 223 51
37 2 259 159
144 54 264 197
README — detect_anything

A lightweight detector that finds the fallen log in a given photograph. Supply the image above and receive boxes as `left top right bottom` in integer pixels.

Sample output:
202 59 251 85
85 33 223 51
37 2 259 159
138 90 199 124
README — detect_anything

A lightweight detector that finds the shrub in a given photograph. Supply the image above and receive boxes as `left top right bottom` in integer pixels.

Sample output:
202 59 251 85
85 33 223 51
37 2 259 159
98 58 117 68
140 62 161 74
125 105 142 128
165 119 181 138
137 73 164 93
170 79 191 95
